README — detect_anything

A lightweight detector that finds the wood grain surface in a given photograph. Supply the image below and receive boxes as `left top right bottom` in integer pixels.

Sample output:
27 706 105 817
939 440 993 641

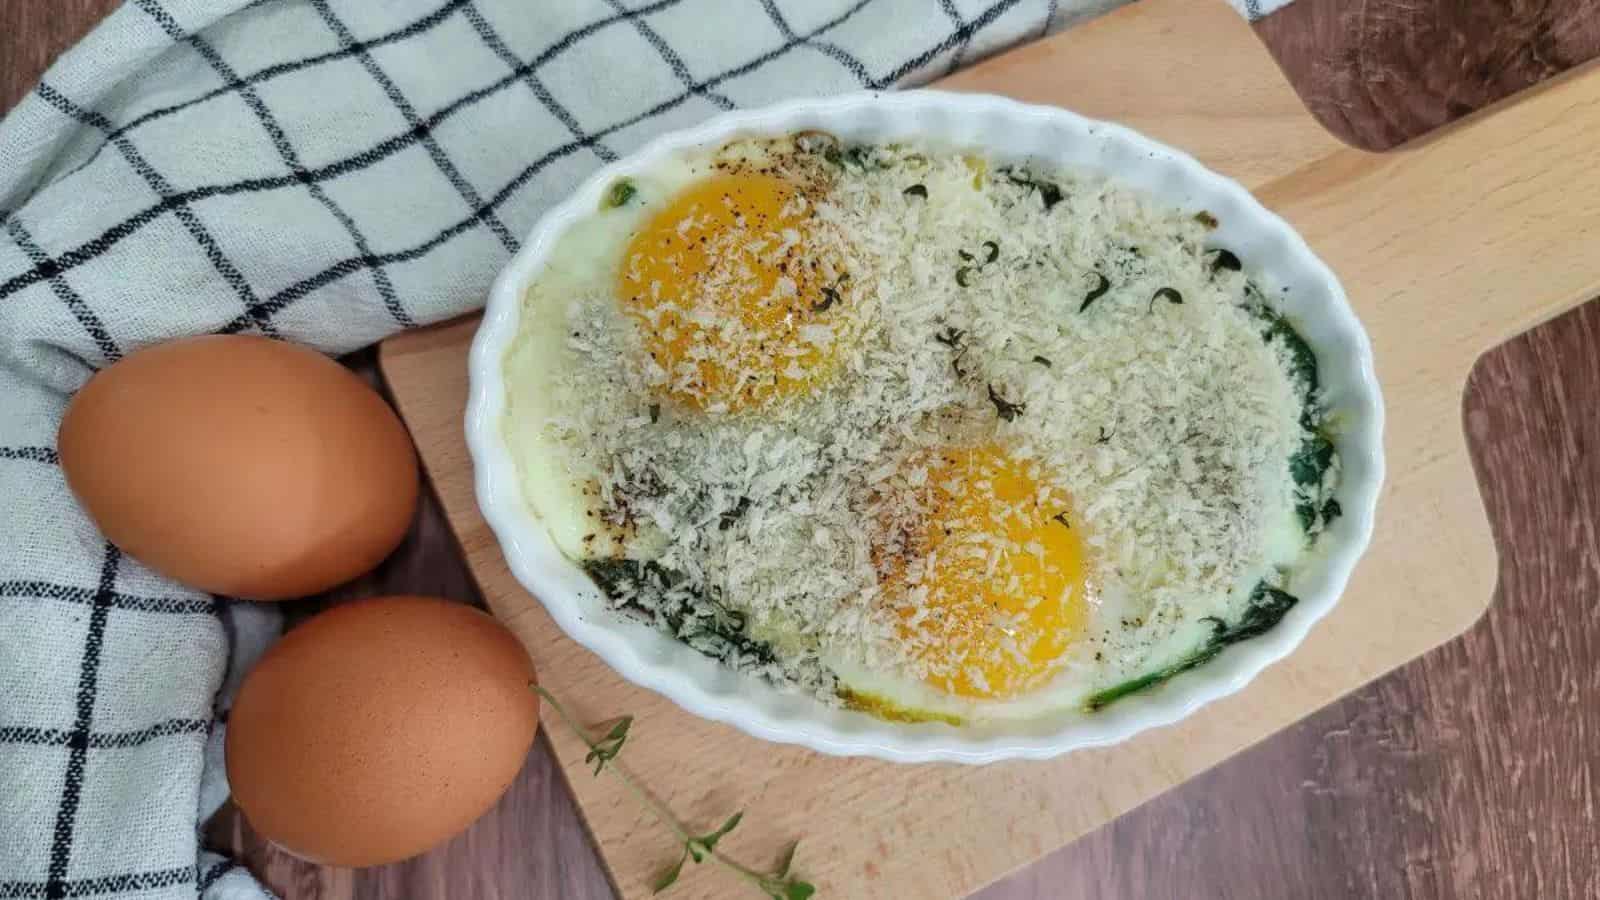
4 3 1598 899
0 0 123 113
1258 0 1600 150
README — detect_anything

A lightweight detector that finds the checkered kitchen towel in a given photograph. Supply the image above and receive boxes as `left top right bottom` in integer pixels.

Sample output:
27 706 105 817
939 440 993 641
0 0 1292 896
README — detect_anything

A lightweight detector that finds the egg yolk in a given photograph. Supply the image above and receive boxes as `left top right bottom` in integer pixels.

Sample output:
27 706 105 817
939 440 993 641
876 445 1091 699
618 173 837 412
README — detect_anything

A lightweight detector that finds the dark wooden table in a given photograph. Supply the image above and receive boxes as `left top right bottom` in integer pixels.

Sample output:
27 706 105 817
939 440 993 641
6 3 1599 898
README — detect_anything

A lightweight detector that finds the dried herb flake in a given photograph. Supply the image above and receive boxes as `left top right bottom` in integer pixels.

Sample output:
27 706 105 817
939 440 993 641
1148 286 1184 312
718 496 751 531
605 179 637 208
987 383 1025 421
1079 272 1111 313
1001 168 1065 209
1208 248 1242 274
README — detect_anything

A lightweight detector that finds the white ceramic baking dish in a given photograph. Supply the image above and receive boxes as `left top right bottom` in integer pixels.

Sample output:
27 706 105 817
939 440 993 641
465 90 1384 763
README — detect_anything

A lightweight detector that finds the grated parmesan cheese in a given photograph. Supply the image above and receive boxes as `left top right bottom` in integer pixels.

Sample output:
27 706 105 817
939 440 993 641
521 137 1335 712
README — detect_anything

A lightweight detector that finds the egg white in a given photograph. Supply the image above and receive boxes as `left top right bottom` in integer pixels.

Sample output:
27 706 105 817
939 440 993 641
504 140 811 559
824 499 1307 722
502 155 712 559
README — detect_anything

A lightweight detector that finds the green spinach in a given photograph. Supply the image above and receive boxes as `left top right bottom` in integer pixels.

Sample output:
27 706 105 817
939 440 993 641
1084 582 1299 711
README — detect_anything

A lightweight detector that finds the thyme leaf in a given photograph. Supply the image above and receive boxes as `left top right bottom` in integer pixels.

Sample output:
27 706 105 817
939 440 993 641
584 715 632 775
693 811 744 859
773 842 800 879
655 849 690 893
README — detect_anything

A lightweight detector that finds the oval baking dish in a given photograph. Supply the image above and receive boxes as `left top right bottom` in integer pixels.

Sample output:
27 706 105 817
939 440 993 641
466 90 1384 763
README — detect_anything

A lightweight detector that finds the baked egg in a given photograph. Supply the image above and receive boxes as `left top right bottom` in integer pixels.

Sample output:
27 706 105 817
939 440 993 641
502 136 1338 723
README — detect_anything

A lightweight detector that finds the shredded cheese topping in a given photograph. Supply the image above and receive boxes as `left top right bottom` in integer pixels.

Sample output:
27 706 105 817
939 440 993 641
528 138 1329 709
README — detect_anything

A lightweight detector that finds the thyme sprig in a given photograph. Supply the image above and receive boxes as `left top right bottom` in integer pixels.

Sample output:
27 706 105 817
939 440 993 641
534 686 816 899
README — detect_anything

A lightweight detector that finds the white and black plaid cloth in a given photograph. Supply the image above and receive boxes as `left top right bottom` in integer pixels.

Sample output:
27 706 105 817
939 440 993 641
0 0 1288 897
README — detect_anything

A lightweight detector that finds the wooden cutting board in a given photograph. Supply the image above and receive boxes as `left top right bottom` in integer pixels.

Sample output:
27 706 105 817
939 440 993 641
378 1 1600 896
1258 0 1600 150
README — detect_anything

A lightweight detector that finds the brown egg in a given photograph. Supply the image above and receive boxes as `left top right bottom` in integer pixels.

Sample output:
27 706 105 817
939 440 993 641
58 335 417 599
226 596 540 867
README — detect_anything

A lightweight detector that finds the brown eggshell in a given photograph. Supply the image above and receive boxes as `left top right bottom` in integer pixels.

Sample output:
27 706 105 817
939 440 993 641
226 596 540 867
57 335 417 599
